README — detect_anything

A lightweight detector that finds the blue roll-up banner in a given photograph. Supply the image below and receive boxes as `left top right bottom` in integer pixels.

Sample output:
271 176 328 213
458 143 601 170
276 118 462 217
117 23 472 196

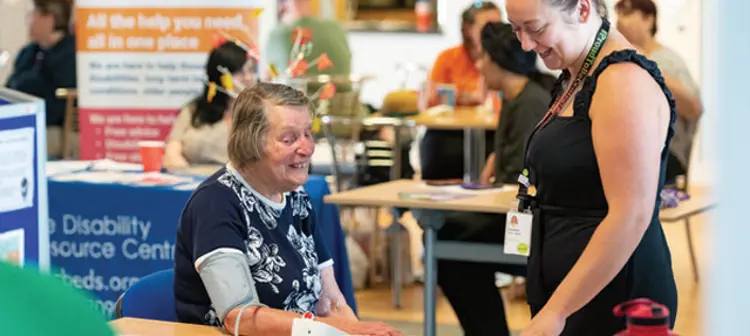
0 88 49 270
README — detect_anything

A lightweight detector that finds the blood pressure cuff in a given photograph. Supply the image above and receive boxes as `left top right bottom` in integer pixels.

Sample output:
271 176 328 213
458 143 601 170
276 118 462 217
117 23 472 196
198 249 266 322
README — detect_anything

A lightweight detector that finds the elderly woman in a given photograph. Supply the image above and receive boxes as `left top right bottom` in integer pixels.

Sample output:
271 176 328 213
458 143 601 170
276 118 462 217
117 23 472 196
173 83 401 336
505 0 678 335
163 41 257 170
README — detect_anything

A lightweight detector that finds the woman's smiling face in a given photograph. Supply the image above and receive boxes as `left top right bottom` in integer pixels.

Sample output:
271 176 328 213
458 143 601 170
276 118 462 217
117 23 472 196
256 104 315 191
506 0 587 70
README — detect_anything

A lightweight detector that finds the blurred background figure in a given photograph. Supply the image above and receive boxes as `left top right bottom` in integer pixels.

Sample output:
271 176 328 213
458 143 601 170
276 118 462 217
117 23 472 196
265 0 352 85
5 0 76 159
616 0 702 185
163 41 257 170
418 1 502 181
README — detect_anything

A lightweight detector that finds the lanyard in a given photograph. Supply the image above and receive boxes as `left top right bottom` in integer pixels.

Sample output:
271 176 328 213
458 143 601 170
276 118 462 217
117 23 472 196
516 19 610 211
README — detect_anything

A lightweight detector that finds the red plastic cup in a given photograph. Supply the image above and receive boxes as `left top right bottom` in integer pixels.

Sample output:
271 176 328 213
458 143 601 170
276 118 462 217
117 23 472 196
138 141 165 173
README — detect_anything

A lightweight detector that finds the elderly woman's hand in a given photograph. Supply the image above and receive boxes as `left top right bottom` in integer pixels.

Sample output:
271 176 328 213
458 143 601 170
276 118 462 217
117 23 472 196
317 298 357 320
322 318 402 336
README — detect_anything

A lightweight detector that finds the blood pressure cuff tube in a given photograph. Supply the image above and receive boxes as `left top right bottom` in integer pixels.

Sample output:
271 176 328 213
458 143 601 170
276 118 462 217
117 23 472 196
198 249 266 322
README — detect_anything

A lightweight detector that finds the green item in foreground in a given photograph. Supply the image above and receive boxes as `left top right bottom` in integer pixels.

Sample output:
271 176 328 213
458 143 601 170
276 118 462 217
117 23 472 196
0 262 115 335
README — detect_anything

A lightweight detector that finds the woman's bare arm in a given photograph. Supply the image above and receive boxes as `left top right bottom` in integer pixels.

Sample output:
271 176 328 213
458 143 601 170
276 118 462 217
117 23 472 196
315 265 358 320
163 140 189 170
663 74 702 120
537 63 670 319
163 106 192 169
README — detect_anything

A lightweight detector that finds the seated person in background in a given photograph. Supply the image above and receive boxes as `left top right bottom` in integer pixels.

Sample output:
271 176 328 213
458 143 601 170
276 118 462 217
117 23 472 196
163 42 257 170
419 1 502 180
616 0 702 184
435 22 552 336
5 0 75 159
173 83 401 336
264 0 351 86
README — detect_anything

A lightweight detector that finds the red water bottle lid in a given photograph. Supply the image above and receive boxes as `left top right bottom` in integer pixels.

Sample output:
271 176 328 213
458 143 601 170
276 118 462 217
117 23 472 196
613 298 670 327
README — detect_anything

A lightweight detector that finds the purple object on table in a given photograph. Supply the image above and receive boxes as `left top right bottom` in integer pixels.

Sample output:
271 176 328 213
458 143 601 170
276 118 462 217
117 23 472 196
660 188 690 209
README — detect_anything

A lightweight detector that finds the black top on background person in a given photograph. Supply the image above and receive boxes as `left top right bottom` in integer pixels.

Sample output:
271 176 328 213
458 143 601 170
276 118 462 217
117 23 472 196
505 0 677 334
478 22 552 185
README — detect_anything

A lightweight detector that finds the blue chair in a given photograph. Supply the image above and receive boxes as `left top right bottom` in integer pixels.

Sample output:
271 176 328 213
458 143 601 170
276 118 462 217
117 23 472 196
115 269 177 322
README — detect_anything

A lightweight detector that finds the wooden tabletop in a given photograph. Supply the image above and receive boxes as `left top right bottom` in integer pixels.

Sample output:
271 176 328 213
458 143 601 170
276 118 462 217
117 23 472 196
408 107 497 130
324 180 716 221
324 179 517 213
110 318 224 336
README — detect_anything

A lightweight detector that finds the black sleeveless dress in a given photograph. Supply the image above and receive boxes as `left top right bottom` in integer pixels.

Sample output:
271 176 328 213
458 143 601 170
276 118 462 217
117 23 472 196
524 50 679 335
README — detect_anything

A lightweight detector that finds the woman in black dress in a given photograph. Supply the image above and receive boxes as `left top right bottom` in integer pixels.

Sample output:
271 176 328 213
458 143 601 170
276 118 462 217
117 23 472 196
504 0 678 335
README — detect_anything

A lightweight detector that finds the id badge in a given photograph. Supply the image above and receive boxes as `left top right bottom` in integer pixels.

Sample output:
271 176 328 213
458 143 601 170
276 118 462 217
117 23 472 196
504 210 533 256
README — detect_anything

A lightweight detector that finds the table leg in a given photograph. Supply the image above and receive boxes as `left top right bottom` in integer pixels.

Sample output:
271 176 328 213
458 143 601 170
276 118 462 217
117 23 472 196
389 124 404 308
411 210 445 336
423 226 437 336
463 128 472 183
391 124 403 181
463 128 486 184
389 208 402 309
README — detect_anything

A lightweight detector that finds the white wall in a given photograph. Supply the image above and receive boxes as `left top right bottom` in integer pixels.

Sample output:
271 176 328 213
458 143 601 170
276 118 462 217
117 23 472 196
705 0 750 334
348 0 476 106
0 0 33 83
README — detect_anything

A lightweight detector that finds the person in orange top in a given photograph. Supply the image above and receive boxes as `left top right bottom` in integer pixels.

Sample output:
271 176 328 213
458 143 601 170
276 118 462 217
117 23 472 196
428 1 502 106
419 1 502 180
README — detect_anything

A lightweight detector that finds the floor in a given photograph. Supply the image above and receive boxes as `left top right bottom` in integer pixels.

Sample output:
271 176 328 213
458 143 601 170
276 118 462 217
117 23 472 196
354 210 708 335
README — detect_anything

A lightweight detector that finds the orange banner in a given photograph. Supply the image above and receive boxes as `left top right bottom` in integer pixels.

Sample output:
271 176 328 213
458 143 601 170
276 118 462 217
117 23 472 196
76 7 262 53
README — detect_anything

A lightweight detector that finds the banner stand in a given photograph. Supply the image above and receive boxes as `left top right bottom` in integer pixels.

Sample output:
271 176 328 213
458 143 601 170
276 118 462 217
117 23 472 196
0 88 49 271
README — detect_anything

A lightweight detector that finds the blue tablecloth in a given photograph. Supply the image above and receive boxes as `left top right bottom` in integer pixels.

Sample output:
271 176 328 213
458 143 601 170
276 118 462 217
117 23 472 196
48 173 356 319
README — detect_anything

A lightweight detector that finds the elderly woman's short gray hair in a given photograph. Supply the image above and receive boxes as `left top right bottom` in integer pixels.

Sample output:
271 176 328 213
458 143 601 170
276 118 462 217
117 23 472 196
228 82 312 169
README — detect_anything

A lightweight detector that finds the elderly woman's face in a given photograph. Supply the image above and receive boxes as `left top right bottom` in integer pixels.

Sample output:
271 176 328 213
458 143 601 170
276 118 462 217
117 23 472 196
506 0 583 70
259 104 314 191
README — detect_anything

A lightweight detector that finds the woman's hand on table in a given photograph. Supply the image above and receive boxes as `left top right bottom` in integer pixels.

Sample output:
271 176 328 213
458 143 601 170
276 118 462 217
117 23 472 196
519 309 566 336
316 297 357 321
480 153 496 184
457 91 484 106
321 317 402 336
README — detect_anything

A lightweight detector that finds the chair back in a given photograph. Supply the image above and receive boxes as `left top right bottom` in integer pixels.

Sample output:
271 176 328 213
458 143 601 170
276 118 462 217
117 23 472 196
55 88 79 159
115 269 177 322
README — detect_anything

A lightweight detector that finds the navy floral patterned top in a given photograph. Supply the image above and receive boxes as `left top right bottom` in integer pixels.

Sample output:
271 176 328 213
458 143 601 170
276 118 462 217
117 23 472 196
173 165 332 325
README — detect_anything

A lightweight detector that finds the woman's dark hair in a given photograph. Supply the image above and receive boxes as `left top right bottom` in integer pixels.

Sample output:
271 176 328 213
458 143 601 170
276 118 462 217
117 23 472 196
615 0 658 36
33 0 72 31
547 0 609 20
191 42 250 128
480 22 557 91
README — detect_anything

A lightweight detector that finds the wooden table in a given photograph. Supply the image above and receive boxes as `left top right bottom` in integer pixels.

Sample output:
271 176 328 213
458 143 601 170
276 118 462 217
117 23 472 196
326 180 522 336
110 318 224 336
660 187 716 222
407 107 497 130
324 180 717 336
